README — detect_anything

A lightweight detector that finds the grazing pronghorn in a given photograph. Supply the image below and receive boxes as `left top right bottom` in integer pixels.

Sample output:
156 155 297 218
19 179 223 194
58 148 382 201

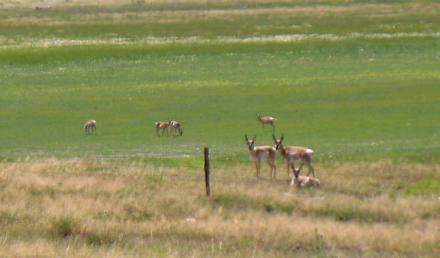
291 168 320 188
256 113 276 129
84 120 96 135
272 134 315 178
245 135 277 178
169 120 183 137
155 121 171 136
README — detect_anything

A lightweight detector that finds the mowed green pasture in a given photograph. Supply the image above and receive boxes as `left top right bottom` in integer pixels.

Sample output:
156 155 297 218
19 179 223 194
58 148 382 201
1 0 440 164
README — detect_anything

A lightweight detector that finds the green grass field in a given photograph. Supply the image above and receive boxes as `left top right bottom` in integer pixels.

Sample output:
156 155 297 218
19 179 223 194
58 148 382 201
1 2 440 163
1 1 440 257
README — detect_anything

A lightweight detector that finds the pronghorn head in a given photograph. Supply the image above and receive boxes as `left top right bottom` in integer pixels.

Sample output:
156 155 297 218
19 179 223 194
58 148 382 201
245 134 256 151
292 168 302 187
272 134 284 150
155 122 160 127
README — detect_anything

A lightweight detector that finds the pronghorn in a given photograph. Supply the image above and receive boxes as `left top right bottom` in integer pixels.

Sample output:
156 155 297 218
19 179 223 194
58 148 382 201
155 121 171 136
84 120 96 135
245 135 277 178
272 134 315 178
256 113 276 129
34 5 51 10
291 168 320 188
169 120 183 137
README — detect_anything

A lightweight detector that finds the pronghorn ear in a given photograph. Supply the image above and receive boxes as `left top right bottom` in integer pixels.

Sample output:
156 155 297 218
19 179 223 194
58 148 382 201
272 134 277 142
252 135 256 141
245 134 249 142
280 134 284 142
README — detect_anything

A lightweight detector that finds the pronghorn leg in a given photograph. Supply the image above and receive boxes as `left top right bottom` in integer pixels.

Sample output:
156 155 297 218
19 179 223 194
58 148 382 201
297 162 305 174
290 161 297 174
255 162 259 177
290 175 295 186
267 158 276 179
302 156 314 176
256 160 261 178
306 160 315 177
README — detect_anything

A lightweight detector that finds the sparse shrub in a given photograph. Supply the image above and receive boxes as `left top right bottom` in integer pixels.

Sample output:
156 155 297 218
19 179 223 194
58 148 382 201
311 228 327 258
144 175 165 189
405 177 440 196
214 193 296 215
85 231 118 246
123 204 153 222
310 204 404 223
0 211 17 225
263 201 295 215
27 185 56 198
214 193 259 210
51 217 80 238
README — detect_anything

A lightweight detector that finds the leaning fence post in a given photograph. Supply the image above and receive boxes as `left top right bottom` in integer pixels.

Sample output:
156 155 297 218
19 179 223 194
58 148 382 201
204 146 211 197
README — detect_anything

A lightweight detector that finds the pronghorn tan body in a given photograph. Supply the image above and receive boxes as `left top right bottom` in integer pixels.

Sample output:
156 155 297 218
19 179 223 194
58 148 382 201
155 121 171 136
256 113 276 129
169 120 183 137
291 168 320 188
245 135 277 178
84 120 96 135
273 134 315 178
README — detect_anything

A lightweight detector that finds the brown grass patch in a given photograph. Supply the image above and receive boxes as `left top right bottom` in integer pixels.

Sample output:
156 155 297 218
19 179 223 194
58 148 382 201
0 159 439 257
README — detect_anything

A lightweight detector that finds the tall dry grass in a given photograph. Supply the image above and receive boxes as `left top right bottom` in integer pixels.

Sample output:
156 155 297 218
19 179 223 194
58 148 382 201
0 159 439 257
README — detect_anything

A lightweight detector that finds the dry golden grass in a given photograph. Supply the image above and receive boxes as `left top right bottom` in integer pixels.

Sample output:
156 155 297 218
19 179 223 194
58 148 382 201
0 159 439 257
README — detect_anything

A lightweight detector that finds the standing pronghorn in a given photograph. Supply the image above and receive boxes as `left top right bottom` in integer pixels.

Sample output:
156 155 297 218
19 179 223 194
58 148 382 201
84 120 96 135
291 168 320 188
169 120 183 137
245 135 277 178
155 121 171 136
256 113 276 129
272 134 315 178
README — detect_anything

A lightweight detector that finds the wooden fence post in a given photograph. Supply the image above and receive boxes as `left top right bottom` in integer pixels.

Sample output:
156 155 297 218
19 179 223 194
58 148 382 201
204 146 211 197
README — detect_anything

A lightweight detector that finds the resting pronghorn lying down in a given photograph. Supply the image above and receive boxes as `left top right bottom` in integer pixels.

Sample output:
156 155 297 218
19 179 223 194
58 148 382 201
245 135 277 178
291 168 320 188
272 134 315 178
170 120 183 136
84 120 96 135
155 121 171 136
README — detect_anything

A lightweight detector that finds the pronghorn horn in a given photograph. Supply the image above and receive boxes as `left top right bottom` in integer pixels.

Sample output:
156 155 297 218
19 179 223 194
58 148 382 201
252 135 256 141
280 134 284 141
272 134 277 141
245 134 249 142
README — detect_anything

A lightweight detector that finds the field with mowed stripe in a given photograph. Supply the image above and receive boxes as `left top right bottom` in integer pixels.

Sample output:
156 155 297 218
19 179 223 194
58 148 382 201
0 1 439 257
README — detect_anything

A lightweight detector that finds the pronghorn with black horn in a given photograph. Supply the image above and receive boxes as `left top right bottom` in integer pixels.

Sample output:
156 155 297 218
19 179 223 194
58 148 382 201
291 168 320 188
245 135 277 178
84 119 97 135
272 134 315 178
169 120 183 137
256 113 276 129
155 121 171 136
